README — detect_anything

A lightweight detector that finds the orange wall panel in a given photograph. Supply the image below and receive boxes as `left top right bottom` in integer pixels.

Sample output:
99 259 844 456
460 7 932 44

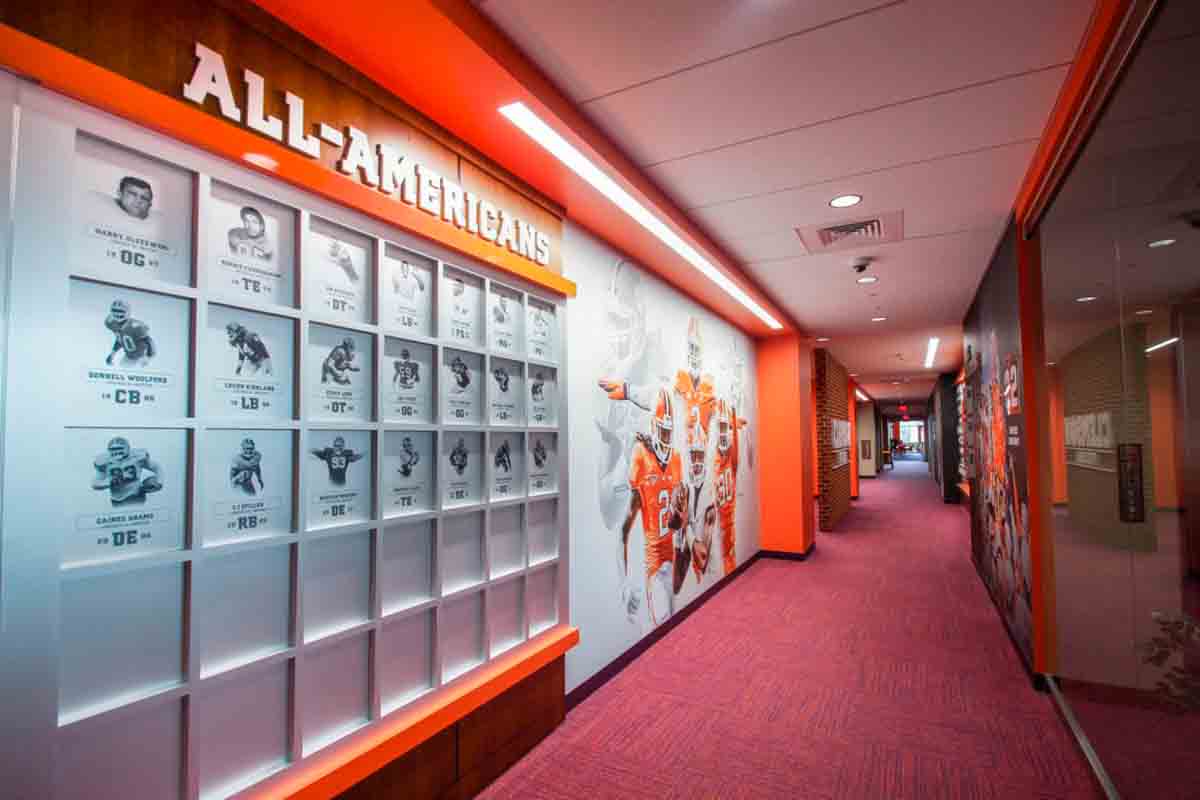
757 334 815 554
849 379 860 499
1047 366 1068 504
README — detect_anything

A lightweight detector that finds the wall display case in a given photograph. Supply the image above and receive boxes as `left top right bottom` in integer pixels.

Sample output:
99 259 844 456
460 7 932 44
5 90 568 800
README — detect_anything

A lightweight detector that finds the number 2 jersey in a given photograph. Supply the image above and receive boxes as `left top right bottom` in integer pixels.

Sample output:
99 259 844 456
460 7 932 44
629 440 683 578
94 448 154 503
674 370 716 435
713 410 740 575
105 315 154 361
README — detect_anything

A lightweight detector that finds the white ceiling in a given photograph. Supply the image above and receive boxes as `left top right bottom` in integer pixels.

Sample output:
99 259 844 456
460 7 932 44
477 0 1095 403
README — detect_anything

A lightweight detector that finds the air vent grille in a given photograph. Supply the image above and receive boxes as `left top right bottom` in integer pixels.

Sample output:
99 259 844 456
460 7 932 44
795 210 904 255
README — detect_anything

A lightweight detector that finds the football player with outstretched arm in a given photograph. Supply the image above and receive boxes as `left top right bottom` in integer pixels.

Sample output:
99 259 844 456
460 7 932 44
92 437 163 506
310 436 363 486
620 388 688 625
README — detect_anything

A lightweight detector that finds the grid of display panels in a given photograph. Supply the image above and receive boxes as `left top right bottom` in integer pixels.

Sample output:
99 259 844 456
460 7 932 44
41 107 566 799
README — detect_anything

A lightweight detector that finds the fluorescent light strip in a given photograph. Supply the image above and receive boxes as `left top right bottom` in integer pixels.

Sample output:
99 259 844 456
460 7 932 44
924 336 940 369
1145 336 1180 353
855 389 869 402
498 102 783 330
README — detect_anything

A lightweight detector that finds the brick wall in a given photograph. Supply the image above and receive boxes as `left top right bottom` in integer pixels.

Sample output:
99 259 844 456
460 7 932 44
814 348 851 530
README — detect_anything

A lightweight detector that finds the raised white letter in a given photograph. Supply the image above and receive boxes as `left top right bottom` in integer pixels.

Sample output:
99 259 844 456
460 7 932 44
441 178 467 228
496 211 518 252
243 69 282 141
338 126 379 187
480 200 499 241
465 192 480 234
535 232 551 266
417 166 442 216
517 220 537 260
284 92 320 158
378 144 418 204
182 43 241 122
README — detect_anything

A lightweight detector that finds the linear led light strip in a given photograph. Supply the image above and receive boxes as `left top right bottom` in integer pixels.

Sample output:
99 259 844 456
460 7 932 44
924 336 940 369
1145 336 1179 353
855 389 869 402
499 102 783 330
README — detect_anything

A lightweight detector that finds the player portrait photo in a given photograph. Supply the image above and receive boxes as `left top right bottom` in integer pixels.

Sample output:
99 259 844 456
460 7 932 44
526 299 556 360
450 437 469 476
227 205 274 262
392 258 425 302
104 298 156 368
493 366 510 394
204 305 292 421
226 321 273 376
307 430 370 529
201 428 291 545
92 436 163 506
394 348 420 391
443 269 480 344
495 439 513 473
230 437 264 496
308 220 371 324
310 435 364 487
385 245 434 335
385 430 433 515
115 175 153 220
398 436 419 477
322 337 360 385
309 325 371 422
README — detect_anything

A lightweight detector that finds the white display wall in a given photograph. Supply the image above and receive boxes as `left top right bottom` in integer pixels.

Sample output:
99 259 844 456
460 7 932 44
563 223 760 692
0 81 567 800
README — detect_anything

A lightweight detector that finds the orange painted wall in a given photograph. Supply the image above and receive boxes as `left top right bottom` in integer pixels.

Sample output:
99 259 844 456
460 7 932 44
811 378 819 498
757 334 815 554
849 378 860 499
1047 366 1068 504
1148 340 1181 509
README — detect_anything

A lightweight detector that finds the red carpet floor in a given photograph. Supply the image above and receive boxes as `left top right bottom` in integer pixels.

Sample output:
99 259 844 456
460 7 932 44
480 461 1100 799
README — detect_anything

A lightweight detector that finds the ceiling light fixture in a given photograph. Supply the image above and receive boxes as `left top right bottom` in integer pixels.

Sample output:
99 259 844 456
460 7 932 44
849 373 859 377
924 337 940 369
892 380 901 385
855 389 869 402
1047 361 1056 366
1148 238 1176 249
872 316 888 322
1075 295 1098 303
1145 336 1180 353
829 194 862 209
816 336 830 342
856 276 878 285
1135 309 1153 315
498 102 783 330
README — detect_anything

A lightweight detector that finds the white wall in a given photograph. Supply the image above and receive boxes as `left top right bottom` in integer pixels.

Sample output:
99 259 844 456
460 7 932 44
857 402 877 478
563 222 760 691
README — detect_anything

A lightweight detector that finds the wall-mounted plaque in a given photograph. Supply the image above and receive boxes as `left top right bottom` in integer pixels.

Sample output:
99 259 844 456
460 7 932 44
488 283 522 356
525 297 557 362
441 266 483 347
442 431 483 508
384 337 434 424
202 428 293 545
307 217 373 324
528 432 558 495
307 429 371 529
68 279 191 420
442 348 483 425
308 324 373 422
527 365 557 427
490 432 525 501
204 305 294 420
384 430 435 517
67 427 188 566
382 243 434 338
489 357 524 426
208 181 296 307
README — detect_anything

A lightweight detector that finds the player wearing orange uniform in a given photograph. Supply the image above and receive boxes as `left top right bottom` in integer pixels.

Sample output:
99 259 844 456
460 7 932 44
712 400 743 575
620 388 688 625
675 318 716 437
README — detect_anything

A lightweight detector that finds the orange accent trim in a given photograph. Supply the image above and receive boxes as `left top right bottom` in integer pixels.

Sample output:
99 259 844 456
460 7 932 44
1012 0 1132 227
1047 366 1068 505
756 335 814 553
0 24 576 299
849 379 860 499
260 625 579 800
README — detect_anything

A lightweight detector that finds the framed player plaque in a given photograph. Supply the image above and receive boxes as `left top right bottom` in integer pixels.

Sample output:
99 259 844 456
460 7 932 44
440 266 483 347
383 243 434 338
306 217 373 324
490 432 525 502
308 324 373 423
442 432 482 508
384 337 434 424
441 348 483 426
204 305 295 421
201 429 294 545
383 430 435 517
65 427 188 567
528 432 558 496
68 278 191 420
72 134 192 287
527 366 558 427
208 181 296 307
306 429 371 530
488 357 524 427
525 297 557 362
487 283 523 356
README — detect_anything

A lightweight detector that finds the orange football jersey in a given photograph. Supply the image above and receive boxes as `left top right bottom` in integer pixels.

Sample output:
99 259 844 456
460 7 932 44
713 411 740 575
629 440 683 578
674 370 716 436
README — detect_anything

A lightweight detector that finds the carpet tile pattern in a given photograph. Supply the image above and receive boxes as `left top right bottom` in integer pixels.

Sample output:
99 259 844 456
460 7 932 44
479 461 1100 799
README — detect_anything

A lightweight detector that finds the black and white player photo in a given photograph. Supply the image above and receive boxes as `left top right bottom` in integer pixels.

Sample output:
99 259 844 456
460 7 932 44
322 337 360 385
226 322 273 376
92 436 163 506
104 298 156 367
230 437 264 496
450 437 469 476
531 371 546 403
115 175 154 220
494 439 512 473
398 436 420 478
310 435 364 487
492 366 510 393
533 438 548 469
393 348 420 390
227 205 274 261
327 238 360 283
450 355 471 390
493 294 511 326
391 259 426 301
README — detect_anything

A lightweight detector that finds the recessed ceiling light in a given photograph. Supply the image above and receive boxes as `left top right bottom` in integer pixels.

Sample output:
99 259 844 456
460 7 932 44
1148 238 1176 249
499 102 782 330
871 316 888 322
1135 309 1153 315
829 194 862 208
856 276 879 285
849 373 859 377
924 337 940 369
1075 296 1098 303
816 336 830 342
1047 361 1056 366
891 381 901 385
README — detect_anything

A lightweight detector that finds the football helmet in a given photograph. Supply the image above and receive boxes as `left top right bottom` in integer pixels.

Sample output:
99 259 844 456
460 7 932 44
399 348 410 361
605 260 644 362
109 299 130 324
332 436 346 450
453 278 465 297
716 400 732 454
241 438 256 457
686 318 703 376
226 322 245 341
650 388 674 465
107 436 131 460
402 436 413 450
687 421 706 488
342 337 355 353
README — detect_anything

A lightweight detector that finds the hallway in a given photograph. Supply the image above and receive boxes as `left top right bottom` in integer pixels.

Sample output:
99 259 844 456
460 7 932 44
480 462 1099 799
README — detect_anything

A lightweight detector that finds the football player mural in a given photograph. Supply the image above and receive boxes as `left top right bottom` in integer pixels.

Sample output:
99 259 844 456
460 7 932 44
92 436 163 506
104 299 156 367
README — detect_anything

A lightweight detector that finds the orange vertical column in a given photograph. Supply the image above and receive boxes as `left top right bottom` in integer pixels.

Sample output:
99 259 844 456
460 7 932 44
849 378 860 500
757 334 816 555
